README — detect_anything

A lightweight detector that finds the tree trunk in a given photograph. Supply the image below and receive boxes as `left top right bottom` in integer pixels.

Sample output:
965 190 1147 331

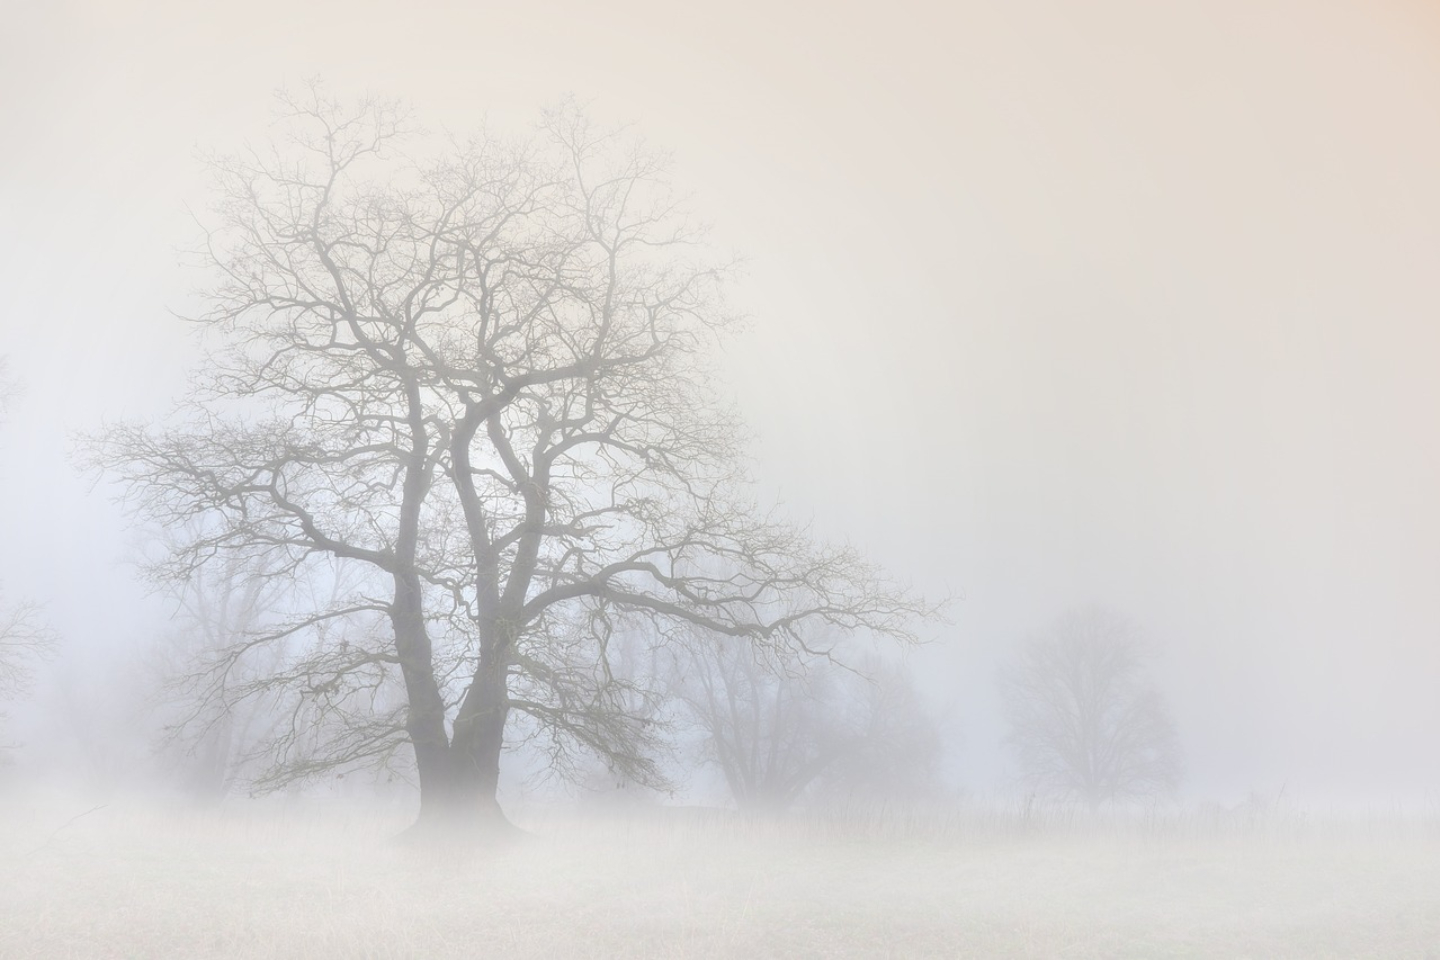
448 642 511 824
390 570 458 825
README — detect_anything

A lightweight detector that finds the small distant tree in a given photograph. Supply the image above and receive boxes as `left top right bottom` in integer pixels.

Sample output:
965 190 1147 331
563 624 672 805
0 359 57 751
138 529 421 800
667 634 940 812
0 358 15 412
0 592 56 745
147 547 296 801
814 656 943 804
1000 607 1181 810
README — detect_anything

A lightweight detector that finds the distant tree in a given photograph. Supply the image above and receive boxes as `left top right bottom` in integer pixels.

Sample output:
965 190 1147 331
0 359 57 751
666 633 940 812
90 88 933 832
814 656 943 805
1000 607 1181 810
147 546 309 801
566 624 673 805
0 591 56 748
0 358 14 413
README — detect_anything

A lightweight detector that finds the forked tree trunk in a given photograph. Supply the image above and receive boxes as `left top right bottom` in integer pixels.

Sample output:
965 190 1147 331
397 625 514 835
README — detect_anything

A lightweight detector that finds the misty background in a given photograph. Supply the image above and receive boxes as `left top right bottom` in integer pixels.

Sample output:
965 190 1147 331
2 0 1439 807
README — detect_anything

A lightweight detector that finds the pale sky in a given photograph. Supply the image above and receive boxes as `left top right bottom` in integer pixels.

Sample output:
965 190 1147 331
3 0 1440 804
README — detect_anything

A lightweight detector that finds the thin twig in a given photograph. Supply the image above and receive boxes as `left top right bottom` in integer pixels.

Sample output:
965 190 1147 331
24 804 109 857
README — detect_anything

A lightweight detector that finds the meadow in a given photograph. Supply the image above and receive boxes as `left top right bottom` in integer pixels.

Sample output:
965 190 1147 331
2 796 1438 959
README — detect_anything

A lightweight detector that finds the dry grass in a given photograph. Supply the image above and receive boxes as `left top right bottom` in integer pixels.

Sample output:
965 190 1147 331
1 796 1438 958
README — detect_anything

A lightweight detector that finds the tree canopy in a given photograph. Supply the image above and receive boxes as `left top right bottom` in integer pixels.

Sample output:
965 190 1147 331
92 88 934 828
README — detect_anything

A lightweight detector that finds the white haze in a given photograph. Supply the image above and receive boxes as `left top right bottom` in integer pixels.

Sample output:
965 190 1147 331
5 0 1439 806
2 5 1440 946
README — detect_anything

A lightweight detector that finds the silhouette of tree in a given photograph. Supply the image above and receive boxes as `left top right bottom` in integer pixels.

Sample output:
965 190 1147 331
667 634 940 812
1001 607 1181 809
0 359 57 750
90 88 934 830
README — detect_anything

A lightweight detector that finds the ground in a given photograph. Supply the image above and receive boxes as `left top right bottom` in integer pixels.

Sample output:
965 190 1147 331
1 797 1437 958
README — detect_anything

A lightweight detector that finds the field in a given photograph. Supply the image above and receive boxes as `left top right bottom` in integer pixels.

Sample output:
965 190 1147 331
2 797 1438 959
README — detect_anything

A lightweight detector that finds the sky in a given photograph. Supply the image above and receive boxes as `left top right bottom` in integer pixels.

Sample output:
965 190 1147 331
2 0 1440 805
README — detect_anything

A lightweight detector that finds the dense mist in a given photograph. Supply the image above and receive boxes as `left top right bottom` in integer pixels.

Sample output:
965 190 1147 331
2 1 1439 956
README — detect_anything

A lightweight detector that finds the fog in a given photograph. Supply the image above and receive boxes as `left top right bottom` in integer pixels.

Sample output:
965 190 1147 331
2 1 1439 955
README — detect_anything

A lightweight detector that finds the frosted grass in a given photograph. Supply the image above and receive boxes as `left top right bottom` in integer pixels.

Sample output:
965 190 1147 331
2 797 1437 958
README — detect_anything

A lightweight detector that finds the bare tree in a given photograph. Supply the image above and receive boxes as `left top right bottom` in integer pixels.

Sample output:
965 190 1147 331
1000 607 1182 810
147 544 320 801
666 636 843 813
90 88 933 831
0 358 15 414
0 593 57 748
0 359 57 752
666 635 940 812
561 623 673 806
812 656 944 805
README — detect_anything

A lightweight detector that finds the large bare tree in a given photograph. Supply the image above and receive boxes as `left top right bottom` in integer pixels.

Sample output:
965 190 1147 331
92 88 932 830
1000 607 1182 810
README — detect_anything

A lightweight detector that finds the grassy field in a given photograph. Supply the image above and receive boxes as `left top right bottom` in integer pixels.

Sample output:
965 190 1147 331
1 797 1438 958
